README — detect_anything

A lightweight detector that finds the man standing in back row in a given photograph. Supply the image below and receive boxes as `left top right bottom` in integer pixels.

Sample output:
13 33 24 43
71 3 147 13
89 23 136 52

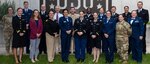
54 6 63 54
22 1 32 54
39 4 48 54
68 7 79 54
136 1 149 54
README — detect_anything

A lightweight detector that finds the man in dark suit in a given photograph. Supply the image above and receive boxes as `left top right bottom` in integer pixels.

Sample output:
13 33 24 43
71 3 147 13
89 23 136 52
136 1 149 54
85 7 93 55
123 6 131 21
22 1 32 54
122 6 131 54
39 4 48 54
111 6 118 53
111 6 119 21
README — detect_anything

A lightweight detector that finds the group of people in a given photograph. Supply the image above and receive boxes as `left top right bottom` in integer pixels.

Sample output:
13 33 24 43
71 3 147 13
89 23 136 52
1 1 149 64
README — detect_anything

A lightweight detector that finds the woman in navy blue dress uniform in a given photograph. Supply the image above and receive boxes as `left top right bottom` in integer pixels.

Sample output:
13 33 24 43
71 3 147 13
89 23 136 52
103 11 116 64
12 8 26 64
128 10 144 63
59 9 73 63
74 11 87 63
89 12 103 63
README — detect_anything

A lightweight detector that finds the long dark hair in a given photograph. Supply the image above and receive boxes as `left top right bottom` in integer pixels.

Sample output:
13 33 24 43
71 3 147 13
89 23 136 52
31 9 41 19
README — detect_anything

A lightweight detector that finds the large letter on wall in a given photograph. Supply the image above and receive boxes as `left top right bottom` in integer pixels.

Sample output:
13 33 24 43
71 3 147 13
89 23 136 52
83 0 93 9
70 0 81 9
57 0 67 9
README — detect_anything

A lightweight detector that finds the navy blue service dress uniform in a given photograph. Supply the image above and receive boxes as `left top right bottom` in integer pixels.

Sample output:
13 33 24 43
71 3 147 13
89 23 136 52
22 9 32 53
12 15 26 48
128 17 144 63
98 13 106 53
136 9 149 54
74 18 87 61
59 16 73 62
103 17 116 63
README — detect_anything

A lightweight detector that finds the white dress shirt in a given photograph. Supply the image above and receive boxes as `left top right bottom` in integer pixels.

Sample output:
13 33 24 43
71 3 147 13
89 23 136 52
54 13 63 21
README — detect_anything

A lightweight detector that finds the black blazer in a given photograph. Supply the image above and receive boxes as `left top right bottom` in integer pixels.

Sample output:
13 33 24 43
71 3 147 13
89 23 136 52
40 11 48 22
137 9 149 24
89 19 103 36
12 15 26 43
45 19 59 36
123 12 131 21
74 18 88 37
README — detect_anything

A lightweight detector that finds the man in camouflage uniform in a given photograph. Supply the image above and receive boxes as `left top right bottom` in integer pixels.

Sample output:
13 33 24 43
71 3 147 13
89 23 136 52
2 7 14 55
116 14 132 64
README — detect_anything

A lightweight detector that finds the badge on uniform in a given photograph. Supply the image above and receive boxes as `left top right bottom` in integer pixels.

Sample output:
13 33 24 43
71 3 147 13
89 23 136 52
46 20 48 22
46 15 48 17
28 13 31 15
135 20 139 23
63 21 67 23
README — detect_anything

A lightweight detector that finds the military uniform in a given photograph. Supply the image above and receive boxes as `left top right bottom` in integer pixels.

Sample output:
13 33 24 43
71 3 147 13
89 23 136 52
103 17 116 63
23 8 32 53
98 13 106 53
116 20 132 64
137 9 149 54
39 11 48 54
12 15 26 48
2 14 13 53
89 19 103 49
74 17 87 60
59 16 73 62
68 13 79 54
84 14 93 54
128 17 144 63
122 12 131 21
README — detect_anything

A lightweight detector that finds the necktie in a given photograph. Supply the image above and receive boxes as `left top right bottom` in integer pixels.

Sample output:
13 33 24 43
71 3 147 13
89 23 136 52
56 13 59 23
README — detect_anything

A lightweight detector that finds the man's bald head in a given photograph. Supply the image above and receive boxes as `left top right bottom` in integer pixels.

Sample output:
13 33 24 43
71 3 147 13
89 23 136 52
55 6 61 13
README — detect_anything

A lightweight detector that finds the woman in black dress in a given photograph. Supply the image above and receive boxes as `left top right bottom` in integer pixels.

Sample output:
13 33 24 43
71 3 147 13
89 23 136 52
89 12 103 63
12 8 26 64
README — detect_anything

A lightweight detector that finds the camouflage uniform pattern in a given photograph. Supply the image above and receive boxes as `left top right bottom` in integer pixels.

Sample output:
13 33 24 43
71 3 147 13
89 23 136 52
116 20 132 64
2 14 13 53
